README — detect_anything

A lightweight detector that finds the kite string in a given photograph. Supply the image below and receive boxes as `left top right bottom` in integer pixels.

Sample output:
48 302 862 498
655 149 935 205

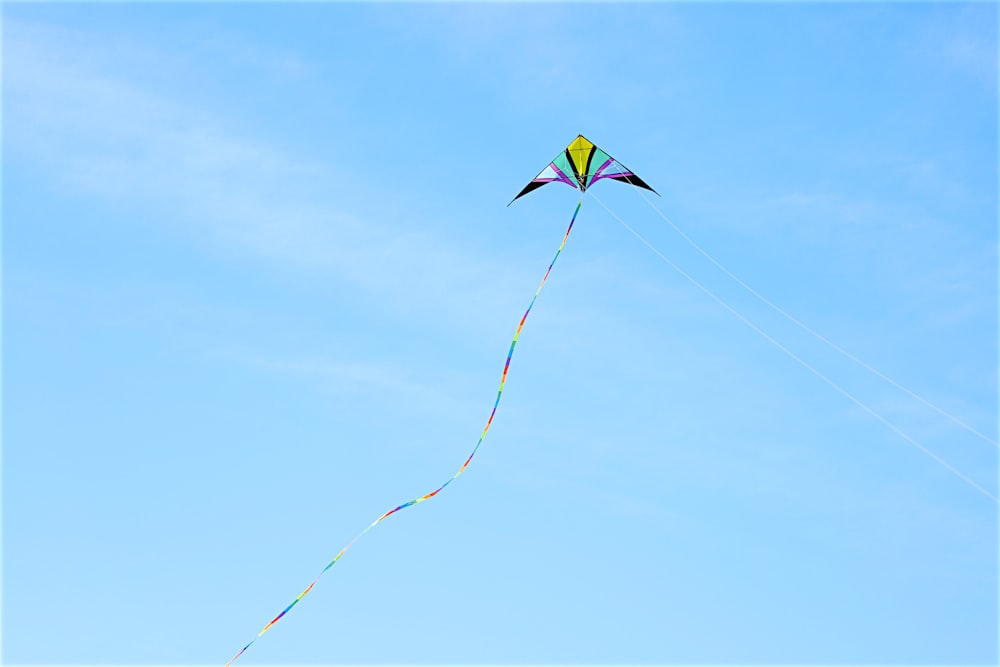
631 189 998 448
586 190 998 504
224 198 584 667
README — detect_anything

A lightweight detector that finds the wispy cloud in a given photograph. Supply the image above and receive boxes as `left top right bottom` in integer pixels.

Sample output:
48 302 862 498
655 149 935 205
6 20 333 243
372 4 682 115
935 5 999 92
4 18 546 334
236 352 481 419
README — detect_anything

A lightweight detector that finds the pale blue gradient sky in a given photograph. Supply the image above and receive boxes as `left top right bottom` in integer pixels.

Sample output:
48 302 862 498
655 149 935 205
3 3 997 665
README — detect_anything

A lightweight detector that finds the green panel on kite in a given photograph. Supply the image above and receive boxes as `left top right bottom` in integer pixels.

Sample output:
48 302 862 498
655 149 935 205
584 147 612 187
552 153 578 188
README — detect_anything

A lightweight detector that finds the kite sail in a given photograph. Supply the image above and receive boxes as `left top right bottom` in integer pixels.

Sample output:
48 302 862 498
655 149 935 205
225 136 653 666
510 134 657 204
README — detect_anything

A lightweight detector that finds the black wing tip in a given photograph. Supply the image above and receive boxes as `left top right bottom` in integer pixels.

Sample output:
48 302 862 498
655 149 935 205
610 173 658 196
509 180 548 206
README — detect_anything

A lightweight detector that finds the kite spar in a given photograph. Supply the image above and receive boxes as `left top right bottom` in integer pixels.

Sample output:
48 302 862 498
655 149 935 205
225 135 655 666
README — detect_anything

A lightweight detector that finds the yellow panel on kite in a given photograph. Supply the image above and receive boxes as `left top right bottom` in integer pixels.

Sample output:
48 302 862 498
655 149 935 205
567 135 594 182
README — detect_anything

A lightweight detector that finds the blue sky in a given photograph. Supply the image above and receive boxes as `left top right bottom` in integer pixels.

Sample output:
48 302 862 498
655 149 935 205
3 2 997 665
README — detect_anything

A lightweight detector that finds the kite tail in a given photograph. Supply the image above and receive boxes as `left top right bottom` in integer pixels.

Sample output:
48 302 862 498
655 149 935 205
225 199 583 667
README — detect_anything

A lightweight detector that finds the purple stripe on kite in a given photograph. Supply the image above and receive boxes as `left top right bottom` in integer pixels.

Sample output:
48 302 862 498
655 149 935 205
591 158 615 180
591 169 634 186
548 163 577 188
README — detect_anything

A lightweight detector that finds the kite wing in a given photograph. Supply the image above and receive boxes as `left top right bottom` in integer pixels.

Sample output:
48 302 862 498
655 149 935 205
509 135 657 205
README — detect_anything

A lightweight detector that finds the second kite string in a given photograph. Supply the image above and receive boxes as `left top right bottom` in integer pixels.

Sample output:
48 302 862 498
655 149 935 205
224 197 584 666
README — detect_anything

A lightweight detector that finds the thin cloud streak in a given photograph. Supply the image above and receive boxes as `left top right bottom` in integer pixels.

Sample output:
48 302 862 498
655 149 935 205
4 19 537 332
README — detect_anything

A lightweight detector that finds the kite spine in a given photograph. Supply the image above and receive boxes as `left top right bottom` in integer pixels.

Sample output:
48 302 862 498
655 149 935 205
225 198 584 666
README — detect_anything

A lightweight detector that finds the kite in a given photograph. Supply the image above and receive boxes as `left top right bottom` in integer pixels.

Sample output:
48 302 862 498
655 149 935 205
225 135 655 666
510 134 657 204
